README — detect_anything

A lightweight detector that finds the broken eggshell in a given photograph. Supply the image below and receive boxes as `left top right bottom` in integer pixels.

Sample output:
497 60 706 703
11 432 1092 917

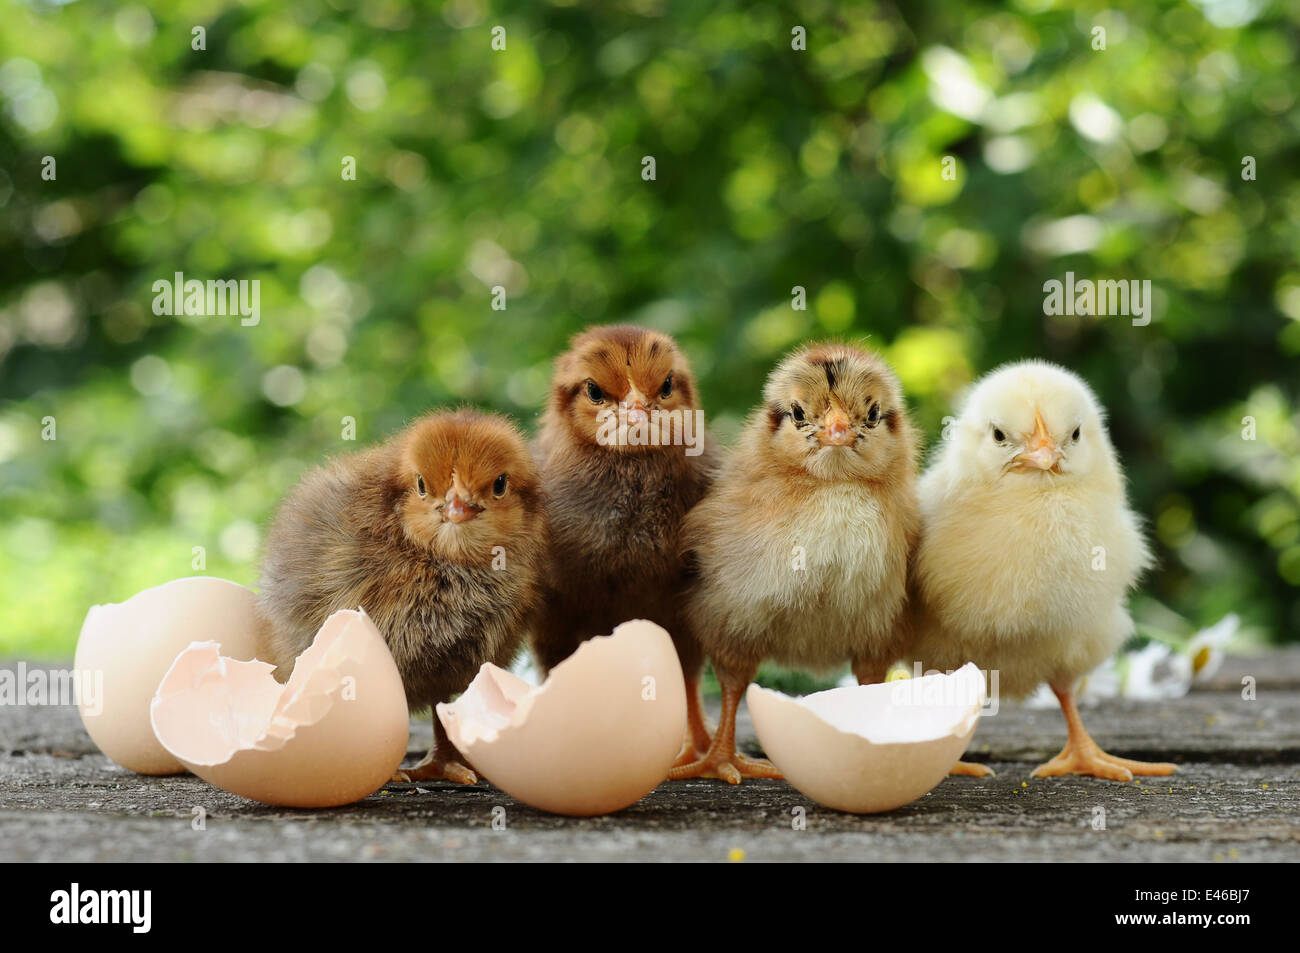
748 662 986 813
150 607 409 808
439 619 685 816
75 576 263 775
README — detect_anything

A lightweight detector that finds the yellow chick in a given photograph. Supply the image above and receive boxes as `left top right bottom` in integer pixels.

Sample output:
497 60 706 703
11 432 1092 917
912 360 1176 780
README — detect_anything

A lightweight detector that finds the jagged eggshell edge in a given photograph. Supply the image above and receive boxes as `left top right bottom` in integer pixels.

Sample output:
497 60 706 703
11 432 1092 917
748 663 986 813
150 607 409 807
439 619 686 816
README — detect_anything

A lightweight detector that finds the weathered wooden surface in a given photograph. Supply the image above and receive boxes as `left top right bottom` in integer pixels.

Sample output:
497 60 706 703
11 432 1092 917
1 654 1297 862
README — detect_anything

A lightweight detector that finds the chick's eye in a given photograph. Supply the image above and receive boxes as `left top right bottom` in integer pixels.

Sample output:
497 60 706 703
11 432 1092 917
1072 426 1081 442
585 380 604 403
492 473 508 498
992 428 1006 443
791 402 805 423
415 474 427 497
866 403 881 426
660 373 673 399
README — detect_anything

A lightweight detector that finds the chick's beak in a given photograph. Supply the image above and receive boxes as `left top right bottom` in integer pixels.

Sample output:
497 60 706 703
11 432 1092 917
620 386 650 426
444 496 479 523
1016 408 1060 471
442 472 482 524
818 402 854 447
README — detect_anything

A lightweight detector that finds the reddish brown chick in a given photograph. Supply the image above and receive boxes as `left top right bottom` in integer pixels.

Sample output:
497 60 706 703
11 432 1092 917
257 410 547 785
532 324 717 764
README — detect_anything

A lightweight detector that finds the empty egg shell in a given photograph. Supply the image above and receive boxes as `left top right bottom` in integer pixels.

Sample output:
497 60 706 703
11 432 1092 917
748 662 986 813
150 607 409 808
75 576 263 775
438 619 685 816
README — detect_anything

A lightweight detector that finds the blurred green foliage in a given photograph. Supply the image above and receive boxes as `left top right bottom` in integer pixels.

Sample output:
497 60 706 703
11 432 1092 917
1 0 1298 659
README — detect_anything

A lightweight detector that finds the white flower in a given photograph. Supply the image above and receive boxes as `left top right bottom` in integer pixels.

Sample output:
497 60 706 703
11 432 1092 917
1122 642 1192 700
1187 614 1238 683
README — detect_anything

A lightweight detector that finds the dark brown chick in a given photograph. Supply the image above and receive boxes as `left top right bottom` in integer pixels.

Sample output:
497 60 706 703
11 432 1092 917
671 342 920 783
532 324 717 764
257 409 547 784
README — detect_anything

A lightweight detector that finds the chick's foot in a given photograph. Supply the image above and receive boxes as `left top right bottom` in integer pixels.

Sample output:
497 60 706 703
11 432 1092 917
669 748 782 784
393 723 478 784
949 760 996 777
1031 745 1176 782
1033 682 1178 781
393 755 478 785
673 740 710 768
667 668 780 783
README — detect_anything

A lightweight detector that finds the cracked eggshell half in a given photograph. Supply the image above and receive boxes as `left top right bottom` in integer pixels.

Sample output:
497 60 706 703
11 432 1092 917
74 577 263 775
439 619 685 816
150 607 409 808
748 662 985 813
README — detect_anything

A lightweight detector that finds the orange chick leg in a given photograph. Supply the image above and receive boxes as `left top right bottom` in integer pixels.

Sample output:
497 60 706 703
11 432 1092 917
668 664 782 784
851 659 887 686
1032 682 1178 781
393 717 478 785
672 671 714 767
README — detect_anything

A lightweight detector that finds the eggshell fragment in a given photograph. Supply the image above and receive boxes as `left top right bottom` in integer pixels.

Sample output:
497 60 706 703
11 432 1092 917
439 619 685 816
150 607 409 808
75 577 263 775
748 663 986 813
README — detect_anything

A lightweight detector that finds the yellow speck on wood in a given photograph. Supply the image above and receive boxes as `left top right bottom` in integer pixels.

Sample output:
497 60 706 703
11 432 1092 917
728 847 746 863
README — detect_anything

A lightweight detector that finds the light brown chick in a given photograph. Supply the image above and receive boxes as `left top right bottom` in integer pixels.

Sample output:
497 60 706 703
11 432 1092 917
671 342 920 783
257 409 547 785
531 324 718 764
